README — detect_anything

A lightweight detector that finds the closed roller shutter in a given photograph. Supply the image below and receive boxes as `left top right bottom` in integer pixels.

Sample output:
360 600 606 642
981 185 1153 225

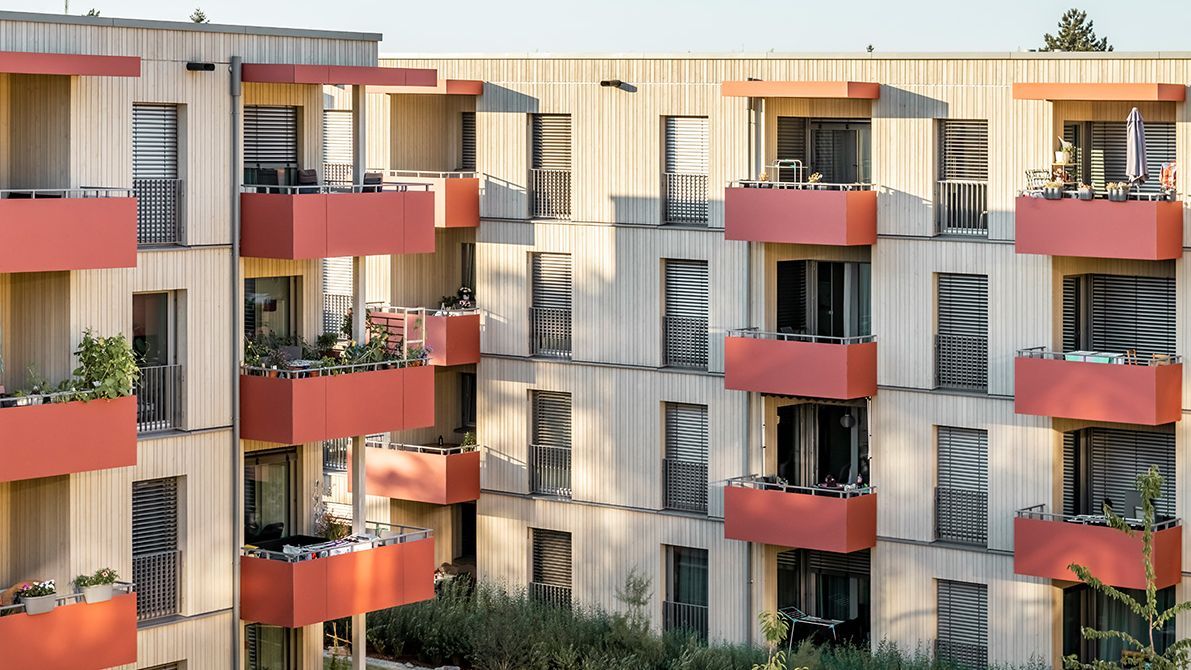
936 274 988 390
532 114 571 170
1062 431 1078 516
532 253 572 310
1089 428 1175 518
244 105 299 168
1090 121 1175 194
1089 275 1175 357
663 116 709 224
936 427 988 546
776 116 807 181
133 105 178 179
664 260 708 368
531 528 572 587
460 111 476 171
1063 276 1080 351
807 549 870 575
133 477 180 621
531 391 572 497
937 580 988 669
938 120 989 181
776 260 807 333
322 109 353 185
664 403 708 513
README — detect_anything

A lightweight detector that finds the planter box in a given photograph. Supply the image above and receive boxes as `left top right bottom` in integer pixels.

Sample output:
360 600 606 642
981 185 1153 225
1014 515 1181 589
0 594 137 669
240 536 435 627
240 189 435 259
0 396 137 482
1015 196 1182 260
724 336 877 399
240 365 435 443
1014 356 1181 425
725 187 876 245
724 484 877 553
0 197 136 272
354 446 481 504
426 313 481 366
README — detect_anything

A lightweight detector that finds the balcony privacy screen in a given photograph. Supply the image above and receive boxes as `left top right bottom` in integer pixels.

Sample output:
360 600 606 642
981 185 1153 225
531 391 572 497
663 259 709 368
936 426 988 546
1063 428 1176 518
937 580 989 670
935 273 988 391
132 477 180 621
664 403 708 513
531 528 573 608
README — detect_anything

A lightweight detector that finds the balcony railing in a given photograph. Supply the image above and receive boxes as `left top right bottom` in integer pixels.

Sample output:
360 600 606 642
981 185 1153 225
323 438 350 472
934 486 987 546
135 364 183 433
935 333 988 391
242 525 432 563
240 357 428 380
134 178 183 246
1016 347 1181 365
133 549 180 621
529 168 571 219
663 316 708 369
935 180 987 236
240 182 429 195
323 162 353 186
664 172 709 225
529 443 572 498
0 582 136 616
728 328 874 345
530 307 572 359
663 458 708 513
0 186 133 199
663 600 709 640
529 582 573 609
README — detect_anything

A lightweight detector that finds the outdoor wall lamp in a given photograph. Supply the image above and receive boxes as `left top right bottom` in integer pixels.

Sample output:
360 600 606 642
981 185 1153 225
186 62 215 72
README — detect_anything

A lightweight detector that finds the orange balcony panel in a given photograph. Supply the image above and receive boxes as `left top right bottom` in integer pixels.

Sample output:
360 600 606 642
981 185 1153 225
721 80 880 99
724 187 876 245
325 192 405 257
0 396 136 482
240 365 435 443
1015 196 1182 260
404 189 436 253
241 537 435 627
0 50 140 77
1012 82 1185 102
725 336 877 400
0 197 136 272
426 313 481 366
724 484 876 553
356 446 481 504
1014 356 1181 425
0 593 137 670
1014 515 1181 589
241 63 436 87
442 178 480 228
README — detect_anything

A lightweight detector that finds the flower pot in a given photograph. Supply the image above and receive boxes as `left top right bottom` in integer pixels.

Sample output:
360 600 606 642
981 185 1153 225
21 593 58 615
1108 189 1127 202
1043 187 1063 200
1077 189 1093 201
80 583 113 604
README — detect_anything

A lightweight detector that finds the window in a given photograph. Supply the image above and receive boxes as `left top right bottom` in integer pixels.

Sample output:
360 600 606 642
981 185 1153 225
322 109 353 186
663 116 709 225
459 372 477 429
663 403 708 513
244 448 298 545
1063 274 1176 358
937 580 988 669
935 427 988 546
459 111 476 171
775 116 807 182
775 403 868 487
461 242 476 292
133 292 183 433
1062 427 1176 518
1064 121 1175 195
245 277 298 342
529 114 571 219
809 119 871 184
133 103 182 245
776 260 871 338
664 546 709 640
132 477 180 621
243 105 299 186
246 624 296 670
530 253 572 358
777 549 872 645
530 528 572 608
936 120 989 235
1064 583 1173 663
530 391 572 497
663 260 708 369
935 273 988 391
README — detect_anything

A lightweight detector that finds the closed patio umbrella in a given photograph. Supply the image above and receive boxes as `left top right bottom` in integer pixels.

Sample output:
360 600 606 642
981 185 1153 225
1126 107 1148 187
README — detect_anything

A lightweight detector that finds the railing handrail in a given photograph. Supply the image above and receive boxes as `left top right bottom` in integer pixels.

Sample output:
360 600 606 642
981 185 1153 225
239 182 431 193
0 582 136 615
378 169 479 180
241 525 432 563
728 327 874 345
366 440 479 456
529 167 571 173
380 304 479 317
1016 346 1182 365
726 474 875 498
731 179 876 191
0 187 134 198
240 358 428 378
1015 504 1181 530
529 442 572 452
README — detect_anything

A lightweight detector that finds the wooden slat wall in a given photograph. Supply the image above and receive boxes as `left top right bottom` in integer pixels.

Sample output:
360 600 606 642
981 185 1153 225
390 228 473 307
136 611 235 670
8 74 70 189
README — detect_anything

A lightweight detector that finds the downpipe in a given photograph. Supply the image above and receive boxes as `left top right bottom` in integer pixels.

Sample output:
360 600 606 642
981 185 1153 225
229 55 243 670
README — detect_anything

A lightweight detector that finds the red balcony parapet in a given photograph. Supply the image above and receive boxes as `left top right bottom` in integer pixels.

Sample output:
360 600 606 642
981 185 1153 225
725 331 877 400
240 528 435 627
1015 196 1182 260
240 362 434 444
724 477 877 553
0 590 137 670
1014 506 1182 589
725 182 876 245
721 80 880 99
241 64 436 87
426 312 481 366
0 394 137 482
381 171 479 228
352 442 481 505
0 189 137 272
0 50 140 77
1014 348 1182 425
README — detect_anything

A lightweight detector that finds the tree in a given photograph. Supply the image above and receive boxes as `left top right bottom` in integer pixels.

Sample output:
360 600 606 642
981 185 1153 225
1063 466 1191 669
753 611 791 670
613 567 652 632
189 8 209 23
1041 9 1112 52
866 44 874 53
84 8 100 15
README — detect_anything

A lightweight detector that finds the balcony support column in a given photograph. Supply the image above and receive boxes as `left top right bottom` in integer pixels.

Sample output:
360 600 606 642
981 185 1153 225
352 84 368 184
351 434 366 670
752 97 765 180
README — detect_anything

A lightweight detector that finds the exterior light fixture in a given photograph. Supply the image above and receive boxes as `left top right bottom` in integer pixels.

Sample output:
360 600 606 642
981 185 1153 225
186 62 215 72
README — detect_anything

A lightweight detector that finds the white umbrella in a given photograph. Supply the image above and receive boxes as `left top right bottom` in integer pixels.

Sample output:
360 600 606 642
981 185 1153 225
1126 107 1148 186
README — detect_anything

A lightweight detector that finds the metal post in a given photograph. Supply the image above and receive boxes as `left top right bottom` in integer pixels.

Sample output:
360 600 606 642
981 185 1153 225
754 98 766 179
351 434 366 670
229 54 243 670
352 84 368 184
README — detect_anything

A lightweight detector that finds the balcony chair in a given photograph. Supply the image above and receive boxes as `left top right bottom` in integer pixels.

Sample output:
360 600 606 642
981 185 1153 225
362 171 383 194
1023 169 1050 196
295 169 319 195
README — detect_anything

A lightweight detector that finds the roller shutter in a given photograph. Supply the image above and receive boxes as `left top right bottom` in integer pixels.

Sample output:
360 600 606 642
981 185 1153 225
936 274 988 390
133 104 178 179
531 114 571 170
460 111 476 171
1089 275 1175 358
531 528 572 587
776 116 807 181
244 105 298 168
532 253 572 310
664 116 709 175
938 120 989 181
532 391 572 450
664 260 708 368
776 260 807 333
807 549 870 575
1089 121 1175 194
936 427 988 546
937 580 988 669
1063 276 1081 351
132 477 180 620
1088 428 1175 518
664 403 708 513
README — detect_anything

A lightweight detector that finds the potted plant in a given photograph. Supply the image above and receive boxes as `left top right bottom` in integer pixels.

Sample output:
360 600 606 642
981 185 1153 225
462 431 477 447
1107 182 1128 202
1042 180 1064 200
1076 183 1094 201
14 580 58 615
71 330 139 401
1056 136 1074 165
73 568 118 604
807 172 823 190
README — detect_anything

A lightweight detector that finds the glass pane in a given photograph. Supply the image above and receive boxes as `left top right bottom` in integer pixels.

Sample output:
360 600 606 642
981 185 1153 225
133 293 170 365
670 547 708 606
856 263 872 337
247 624 292 670
244 452 294 544
245 277 296 341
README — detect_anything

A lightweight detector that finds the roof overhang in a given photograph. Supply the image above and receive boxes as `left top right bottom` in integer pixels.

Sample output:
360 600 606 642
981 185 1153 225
1012 82 1185 102
241 63 437 87
721 80 880 99
0 50 140 77
374 79 483 96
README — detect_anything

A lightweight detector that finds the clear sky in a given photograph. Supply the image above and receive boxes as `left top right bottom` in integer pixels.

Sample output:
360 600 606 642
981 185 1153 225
14 0 1191 54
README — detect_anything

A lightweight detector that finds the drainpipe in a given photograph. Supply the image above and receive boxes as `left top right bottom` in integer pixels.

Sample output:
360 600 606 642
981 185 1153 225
743 96 757 643
229 55 243 670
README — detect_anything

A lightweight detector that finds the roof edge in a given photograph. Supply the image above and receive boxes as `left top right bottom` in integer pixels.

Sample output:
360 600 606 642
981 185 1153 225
380 50 1191 60
0 10 381 42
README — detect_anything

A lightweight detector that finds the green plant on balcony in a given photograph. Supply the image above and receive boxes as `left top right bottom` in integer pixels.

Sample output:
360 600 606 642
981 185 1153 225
462 431 477 447
13 579 57 615
69 329 139 400
73 567 118 604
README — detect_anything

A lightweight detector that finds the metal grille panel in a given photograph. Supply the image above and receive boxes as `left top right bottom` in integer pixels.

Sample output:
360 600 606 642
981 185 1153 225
135 364 183 433
134 178 183 245
664 260 708 369
937 580 988 670
936 274 988 390
134 104 182 245
663 173 708 224
529 168 571 219
133 477 180 620
664 403 708 513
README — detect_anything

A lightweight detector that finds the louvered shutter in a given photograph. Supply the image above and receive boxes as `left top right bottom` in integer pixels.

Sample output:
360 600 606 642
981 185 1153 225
531 391 572 497
936 274 988 390
1062 431 1078 516
322 109 353 185
532 254 572 310
936 427 988 546
1088 428 1175 518
664 260 709 368
807 549 870 575
1090 122 1175 194
244 106 299 168
531 528 572 587
133 477 180 620
776 260 807 333
939 120 989 181
133 105 178 179
663 116 709 224
664 403 708 513
321 257 353 333
532 114 571 170
1089 275 1176 357
1063 122 1085 182
460 111 477 171
1063 276 1081 351
937 580 988 669
776 117 807 182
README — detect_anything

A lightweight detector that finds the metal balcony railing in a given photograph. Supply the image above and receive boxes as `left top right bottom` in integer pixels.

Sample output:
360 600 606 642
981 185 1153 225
241 525 431 562
0 187 133 199
725 475 876 498
935 333 988 391
1015 504 1181 530
663 316 708 369
323 438 350 472
530 307 572 359
133 549 180 621
529 443 572 498
135 364 183 433
663 600 709 640
529 168 571 219
727 328 875 345
134 178 183 246
0 582 136 616
936 180 988 236
934 486 987 546
1016 347 1182 366
240 182 431 195
663 458 708 513
529 582 573 609
663 172 709 225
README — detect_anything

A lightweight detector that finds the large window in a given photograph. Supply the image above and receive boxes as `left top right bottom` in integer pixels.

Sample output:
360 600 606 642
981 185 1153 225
245 277 298 342
133 292 183 433
778 549 871 645
244 448 298 546
664 545 709 640
243 105 299 186
132 477 181 621
936 119 989 235
1062 427 1176 519
772 117 872 184
1064 583 1173 663
1063 274 1176 358
774 402 868 488
935 273 988 391
776 260 871 338
937 580 988 669
1063 120 1175 195
663 403 708 513
246 624 296 670
935 426 988 546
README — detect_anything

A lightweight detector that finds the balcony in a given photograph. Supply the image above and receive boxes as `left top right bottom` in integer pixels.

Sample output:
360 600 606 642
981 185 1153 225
725 182 876 245
1015 196 1182 261
355 442 480 504
0 394 137 482
1014 506 1182 589
239 361 434 444
426 311 481 366
240 527 435 627
1015 349 1182 425
381 171 479 228
239 183 434 260
725 330 877 399
0 188 137 272
0 589 137 670
724 476 877 553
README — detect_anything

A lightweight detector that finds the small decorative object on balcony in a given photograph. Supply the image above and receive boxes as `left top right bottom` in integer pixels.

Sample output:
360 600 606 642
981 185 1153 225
14 580 57 615
1055 136 1074 165
439 287 476 311
807 172 823 189
1076 183 1094 201
73 567 118 604
462 431 477 447
1043 180 1065 200
1106 182 1129 202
